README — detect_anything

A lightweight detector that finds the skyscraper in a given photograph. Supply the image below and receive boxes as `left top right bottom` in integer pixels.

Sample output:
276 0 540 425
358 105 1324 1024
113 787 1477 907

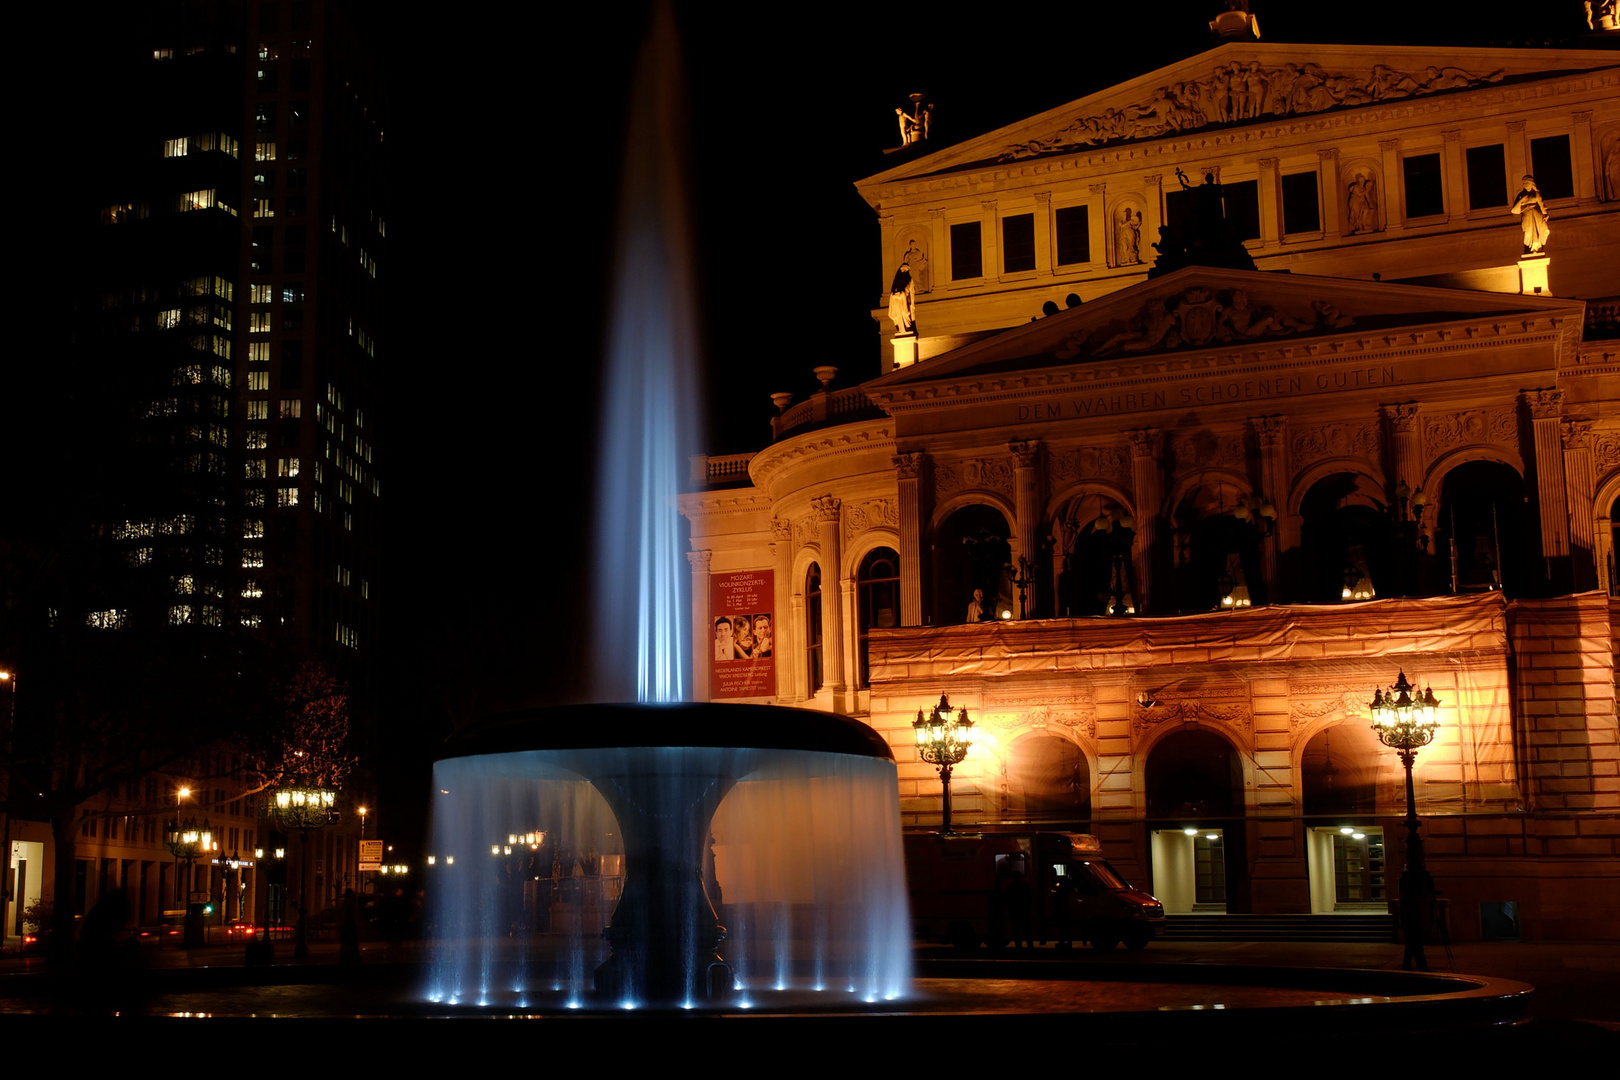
3 0 385 934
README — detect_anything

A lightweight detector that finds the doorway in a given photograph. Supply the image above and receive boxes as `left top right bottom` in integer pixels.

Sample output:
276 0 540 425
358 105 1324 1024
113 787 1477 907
1307 826 1386 912
1150 827 1227 913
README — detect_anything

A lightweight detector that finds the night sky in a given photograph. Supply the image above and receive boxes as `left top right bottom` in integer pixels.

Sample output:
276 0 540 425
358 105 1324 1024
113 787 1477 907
6 1 1595 849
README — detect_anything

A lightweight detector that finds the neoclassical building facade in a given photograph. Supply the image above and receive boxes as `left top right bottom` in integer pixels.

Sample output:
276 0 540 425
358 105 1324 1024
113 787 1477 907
682 38 1620 940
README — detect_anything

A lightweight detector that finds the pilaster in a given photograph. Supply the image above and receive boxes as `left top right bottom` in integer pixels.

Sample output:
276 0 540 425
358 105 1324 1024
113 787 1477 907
1128 428 1164 613
894 451 928 627
1562 420 1598 591
813 496 846 694
1317 148 1341 237
1524 388 1573 593
688 550 712 702
770 519 795 701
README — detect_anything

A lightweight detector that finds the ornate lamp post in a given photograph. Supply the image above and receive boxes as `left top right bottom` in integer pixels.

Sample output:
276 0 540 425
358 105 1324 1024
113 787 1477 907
1369 670 1441 971
164 814 212 947
913 694 974 834
270 783 336 959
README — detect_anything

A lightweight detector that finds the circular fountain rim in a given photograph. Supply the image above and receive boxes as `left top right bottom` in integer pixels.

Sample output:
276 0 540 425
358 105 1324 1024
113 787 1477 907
437 702 894 762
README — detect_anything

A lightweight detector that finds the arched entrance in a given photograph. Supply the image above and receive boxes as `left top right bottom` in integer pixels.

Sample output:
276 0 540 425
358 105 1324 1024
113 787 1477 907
933 504 1012 624
1146 728 1248 913
1171 482 1262 612
1301 723 1392 913
1435 460 1528 596
1297 472 1391 603
1052 493 1135 617
1000 734 1090 823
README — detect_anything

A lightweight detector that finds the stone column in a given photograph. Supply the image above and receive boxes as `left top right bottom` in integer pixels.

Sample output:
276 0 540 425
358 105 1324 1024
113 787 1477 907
813 496 846 694
1382 402 1422 496
790 588 808 702
1141 174 1163 256
1442 130 1465 223
1505 120 1529 191
1253 416 1287 600
1128 429 1164 613
1573 111 1597 202
1033 191 1053 275
1563 420 1599 591
980 199 998 279
1318 148 1341 237
1257 157 1281 245
1525 389 1573 593
770 519 795 701
1378 139 1404 234
894 452 928 627
688 550 712 702
1009 440 1042 616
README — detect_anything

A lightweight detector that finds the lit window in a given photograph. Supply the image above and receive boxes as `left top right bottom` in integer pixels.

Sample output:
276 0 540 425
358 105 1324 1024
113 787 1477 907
277 457 300 477
256 141 277 162
247 372 270 391
243 549 265 568
164 137 189 158
168 605 193 625
153 47 172 60
86 609 128 629
250 284 273 304
250 312 273 333
243 521 264 539
158 309 181 329
245 460 266 479
279 399 301 418
246 401 269 421
244 489 265 507
246 431 268 450
242 580 263 598
127 547 152 566
174 575 194 594
277 487 299 507
241 614 262 628
254 198 274 218
336 564 351 586
249 342 270 363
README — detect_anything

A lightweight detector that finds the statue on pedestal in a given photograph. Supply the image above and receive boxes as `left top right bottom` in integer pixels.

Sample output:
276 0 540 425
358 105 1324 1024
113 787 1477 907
888 262 916 334
1510 175 1550 253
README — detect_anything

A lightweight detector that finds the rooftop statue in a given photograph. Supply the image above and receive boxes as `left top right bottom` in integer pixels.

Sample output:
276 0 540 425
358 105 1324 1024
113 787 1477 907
1510 175 1550 253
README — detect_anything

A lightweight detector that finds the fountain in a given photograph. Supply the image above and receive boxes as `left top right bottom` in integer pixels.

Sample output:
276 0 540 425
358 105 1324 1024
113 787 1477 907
425 704 912 1009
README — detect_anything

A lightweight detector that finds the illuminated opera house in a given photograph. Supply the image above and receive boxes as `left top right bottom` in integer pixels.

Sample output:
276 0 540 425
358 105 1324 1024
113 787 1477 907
681 29 1620 940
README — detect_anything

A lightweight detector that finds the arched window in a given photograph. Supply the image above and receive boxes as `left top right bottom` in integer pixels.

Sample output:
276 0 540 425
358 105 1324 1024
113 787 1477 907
856 548 900 689
805 563 823 694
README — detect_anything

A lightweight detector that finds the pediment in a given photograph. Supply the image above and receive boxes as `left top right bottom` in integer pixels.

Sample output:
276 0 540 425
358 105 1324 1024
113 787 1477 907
865 267 1583 401
863 43 1615 185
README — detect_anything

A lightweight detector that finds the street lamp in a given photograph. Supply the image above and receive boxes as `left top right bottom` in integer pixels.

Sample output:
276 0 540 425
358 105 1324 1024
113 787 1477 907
270 783 337 959
913 694 974 834
164 806 213 948
1369 669 1441 971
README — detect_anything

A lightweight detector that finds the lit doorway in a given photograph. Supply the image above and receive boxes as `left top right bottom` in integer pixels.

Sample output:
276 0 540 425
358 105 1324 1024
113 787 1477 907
1149 827 1227 913
1307 826 1386 913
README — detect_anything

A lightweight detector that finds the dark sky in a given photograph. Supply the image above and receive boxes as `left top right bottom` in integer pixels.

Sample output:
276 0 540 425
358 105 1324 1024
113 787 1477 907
7 1 1595 850
384 0 1592 722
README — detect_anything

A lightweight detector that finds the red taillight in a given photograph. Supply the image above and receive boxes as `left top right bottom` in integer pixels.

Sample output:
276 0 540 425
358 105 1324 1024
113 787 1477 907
22 935 37 945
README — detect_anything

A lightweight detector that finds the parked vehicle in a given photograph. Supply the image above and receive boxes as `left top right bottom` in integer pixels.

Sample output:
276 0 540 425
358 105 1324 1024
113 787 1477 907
904 831 1165 950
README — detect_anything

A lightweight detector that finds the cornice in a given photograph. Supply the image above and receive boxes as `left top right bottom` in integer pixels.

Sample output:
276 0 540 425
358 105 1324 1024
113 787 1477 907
871 69 1619 208
867 315 1576 418
677 490 773 521
747 419 898 490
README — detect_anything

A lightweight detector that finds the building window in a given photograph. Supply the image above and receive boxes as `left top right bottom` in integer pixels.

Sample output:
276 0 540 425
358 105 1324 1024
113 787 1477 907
805 563 823 694
248 342 270 363
1002 214 1035 274
1280 171 1320 233
250 312 273 333
1402 152 1445 218
1530 134 1574 200
245 460 266 479
1466 144 1508 209
256 141 277 162
279 399 302 418
164 137 189 158
856 548 900 690
246 401 269 421
251 284 273 304
277 487 299 508
247 372 270 391
950 221 983 280
256 103 276 134
1054 205 1090 266
1224 180 1261 240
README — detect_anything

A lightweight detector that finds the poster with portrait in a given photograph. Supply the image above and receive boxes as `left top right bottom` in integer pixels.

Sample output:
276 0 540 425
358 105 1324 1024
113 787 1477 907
710 570 775 699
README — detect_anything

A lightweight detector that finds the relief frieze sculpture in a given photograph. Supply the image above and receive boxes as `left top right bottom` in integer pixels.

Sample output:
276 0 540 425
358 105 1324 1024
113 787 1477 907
935 457 1015 497
998 61 1505 161
843 498 900 543
1049 445 1131 486
1592 429 1620 472
1291 419 1378 467
1056 287 1355 360
1132 696 1253 736
1422 407 1518 460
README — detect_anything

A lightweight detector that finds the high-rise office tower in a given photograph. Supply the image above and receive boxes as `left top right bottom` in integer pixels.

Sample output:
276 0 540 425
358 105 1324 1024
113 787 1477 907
4 0 386 931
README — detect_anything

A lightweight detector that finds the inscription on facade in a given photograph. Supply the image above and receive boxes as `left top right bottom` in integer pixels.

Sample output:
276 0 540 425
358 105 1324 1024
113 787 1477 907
1014 366 1398 422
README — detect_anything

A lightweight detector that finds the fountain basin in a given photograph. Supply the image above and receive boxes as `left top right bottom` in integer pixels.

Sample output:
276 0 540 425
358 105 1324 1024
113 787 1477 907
427 703 912 1008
